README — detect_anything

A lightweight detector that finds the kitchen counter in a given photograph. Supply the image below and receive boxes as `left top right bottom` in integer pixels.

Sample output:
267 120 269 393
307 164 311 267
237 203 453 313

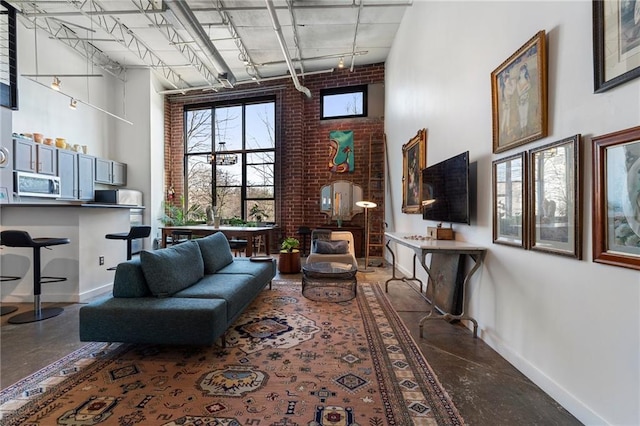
0 205 135 303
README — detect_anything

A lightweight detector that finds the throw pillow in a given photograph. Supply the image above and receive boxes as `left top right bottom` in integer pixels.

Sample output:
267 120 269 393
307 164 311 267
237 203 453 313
140 241 204 297
195 232 234 274
313 239 349 254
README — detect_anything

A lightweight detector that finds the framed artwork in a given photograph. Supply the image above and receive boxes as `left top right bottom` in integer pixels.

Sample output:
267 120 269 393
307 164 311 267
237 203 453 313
492 152 526 247
593 0 640 93
491 30 548 154
592 125 640 270
0 187 10 204
528 135 582 258
328 130 354 173
402 128 426 214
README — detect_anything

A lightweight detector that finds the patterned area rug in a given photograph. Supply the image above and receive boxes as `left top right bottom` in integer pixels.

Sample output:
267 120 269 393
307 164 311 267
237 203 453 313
0 281 464 425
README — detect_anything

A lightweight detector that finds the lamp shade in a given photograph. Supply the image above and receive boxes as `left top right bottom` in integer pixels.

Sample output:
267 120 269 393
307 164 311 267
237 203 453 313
356 201 377 209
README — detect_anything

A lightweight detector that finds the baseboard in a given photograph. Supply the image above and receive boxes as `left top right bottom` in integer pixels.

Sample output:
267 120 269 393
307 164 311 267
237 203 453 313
78 283 113 303
480 332 607 425
388 258 606 425
1 282 113 304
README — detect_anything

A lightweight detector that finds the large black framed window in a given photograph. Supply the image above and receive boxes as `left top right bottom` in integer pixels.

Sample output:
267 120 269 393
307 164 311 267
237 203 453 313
184 97 276 223
1 1 18 110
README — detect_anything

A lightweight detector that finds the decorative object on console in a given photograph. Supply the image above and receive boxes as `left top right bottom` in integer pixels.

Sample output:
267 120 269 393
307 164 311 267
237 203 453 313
320 180 364 220
593 0 640 92
592 125 640 271
427 225 454 241
356 200 377 272
402 128 426 214
528 134 582 258
491 30 547 154
492 152 527 248
328 130 354 172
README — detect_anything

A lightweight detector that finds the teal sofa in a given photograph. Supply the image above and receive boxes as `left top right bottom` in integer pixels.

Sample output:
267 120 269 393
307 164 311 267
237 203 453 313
79 232 275 346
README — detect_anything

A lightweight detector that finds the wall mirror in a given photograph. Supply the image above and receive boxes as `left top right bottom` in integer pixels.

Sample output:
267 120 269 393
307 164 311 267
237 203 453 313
320 180 363 220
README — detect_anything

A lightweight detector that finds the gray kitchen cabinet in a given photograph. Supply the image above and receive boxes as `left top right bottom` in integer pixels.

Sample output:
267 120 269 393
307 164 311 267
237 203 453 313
112 161 126 185
57 149 78 199
13 139 57 175
13 138 35 172
95 158 127 186
78 153 95 200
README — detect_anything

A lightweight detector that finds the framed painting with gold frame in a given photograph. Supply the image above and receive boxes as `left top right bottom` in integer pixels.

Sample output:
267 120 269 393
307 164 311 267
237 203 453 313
592 125 640 271
402 128 426 214
491 30 548 154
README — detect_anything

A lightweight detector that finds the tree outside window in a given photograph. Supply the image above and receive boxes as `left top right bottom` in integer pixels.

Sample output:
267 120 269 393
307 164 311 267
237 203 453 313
184 99 275 223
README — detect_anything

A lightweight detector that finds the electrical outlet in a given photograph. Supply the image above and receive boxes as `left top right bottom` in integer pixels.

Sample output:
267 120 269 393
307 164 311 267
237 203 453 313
99 256 104 266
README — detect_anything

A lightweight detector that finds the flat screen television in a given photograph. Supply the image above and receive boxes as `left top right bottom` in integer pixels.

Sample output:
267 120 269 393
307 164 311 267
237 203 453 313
422 151 471 225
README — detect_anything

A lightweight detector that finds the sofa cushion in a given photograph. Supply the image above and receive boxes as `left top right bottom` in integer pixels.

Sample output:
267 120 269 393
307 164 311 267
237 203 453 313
140 242 204 297
113 258 151 298
313 239 349 254
195 232 234 274
173 273 267 322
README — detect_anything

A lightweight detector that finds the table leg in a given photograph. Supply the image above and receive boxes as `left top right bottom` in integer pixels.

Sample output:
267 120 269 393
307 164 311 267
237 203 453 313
384 239 424 292
418 252 484 338
246 235 253 257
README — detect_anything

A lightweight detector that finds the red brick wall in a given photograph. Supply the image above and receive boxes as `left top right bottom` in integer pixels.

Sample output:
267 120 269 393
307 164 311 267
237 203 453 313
165 64 385 250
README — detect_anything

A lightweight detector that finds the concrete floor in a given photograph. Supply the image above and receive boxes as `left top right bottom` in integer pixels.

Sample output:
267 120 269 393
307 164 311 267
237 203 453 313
0 259 581 425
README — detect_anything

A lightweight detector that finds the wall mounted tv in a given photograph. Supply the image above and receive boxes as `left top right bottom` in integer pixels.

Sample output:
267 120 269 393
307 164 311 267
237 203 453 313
422 151 471 225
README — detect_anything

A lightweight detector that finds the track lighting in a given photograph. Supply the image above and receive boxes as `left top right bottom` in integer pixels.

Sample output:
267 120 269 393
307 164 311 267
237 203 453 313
338 57 345 69
69 98 77 110
51 76 61 91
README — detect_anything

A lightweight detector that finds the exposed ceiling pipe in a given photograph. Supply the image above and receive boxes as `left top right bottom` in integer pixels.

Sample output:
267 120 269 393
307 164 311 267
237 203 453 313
264 0 311 98
164 0 236 87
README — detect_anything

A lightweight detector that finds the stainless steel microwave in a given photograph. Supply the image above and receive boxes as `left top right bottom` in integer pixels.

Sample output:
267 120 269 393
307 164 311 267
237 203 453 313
15 171 61 198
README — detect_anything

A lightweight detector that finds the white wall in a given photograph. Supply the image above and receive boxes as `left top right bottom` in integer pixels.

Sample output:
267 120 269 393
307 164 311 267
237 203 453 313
385 2 640 425
12 24 119 157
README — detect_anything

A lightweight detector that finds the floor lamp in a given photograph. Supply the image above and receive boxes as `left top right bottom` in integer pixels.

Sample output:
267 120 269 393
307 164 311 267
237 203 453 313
356 201 377 273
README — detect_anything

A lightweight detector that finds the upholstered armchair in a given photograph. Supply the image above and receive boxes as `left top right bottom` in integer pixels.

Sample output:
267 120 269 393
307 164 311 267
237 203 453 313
306 229 358 267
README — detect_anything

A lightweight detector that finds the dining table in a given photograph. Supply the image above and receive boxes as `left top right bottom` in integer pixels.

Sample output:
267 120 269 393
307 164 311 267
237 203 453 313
160 225 278 257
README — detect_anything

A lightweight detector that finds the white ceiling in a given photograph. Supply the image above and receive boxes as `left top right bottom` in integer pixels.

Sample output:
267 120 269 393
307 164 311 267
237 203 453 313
9 0 411 94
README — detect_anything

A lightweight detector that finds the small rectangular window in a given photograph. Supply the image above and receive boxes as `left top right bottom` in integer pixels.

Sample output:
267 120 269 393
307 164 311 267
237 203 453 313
321 85 367 119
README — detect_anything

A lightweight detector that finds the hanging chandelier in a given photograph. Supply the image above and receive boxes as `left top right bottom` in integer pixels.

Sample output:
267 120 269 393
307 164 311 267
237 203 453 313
208 141 237 166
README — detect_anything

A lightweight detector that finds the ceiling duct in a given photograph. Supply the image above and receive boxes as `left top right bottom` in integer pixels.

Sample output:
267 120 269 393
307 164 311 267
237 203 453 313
264 0 311 98
164 0 236 87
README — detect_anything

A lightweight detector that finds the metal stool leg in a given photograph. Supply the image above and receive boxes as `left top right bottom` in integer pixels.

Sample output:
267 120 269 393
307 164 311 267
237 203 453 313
8 246 64 324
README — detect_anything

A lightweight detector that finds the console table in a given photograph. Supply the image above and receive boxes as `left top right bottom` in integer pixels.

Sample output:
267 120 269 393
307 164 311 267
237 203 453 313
384 232 487 338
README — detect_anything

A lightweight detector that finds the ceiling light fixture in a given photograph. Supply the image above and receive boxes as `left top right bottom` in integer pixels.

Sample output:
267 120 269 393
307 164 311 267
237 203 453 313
51 76 61 91
338 57 345 69
69 98 77 110
208 141 237 166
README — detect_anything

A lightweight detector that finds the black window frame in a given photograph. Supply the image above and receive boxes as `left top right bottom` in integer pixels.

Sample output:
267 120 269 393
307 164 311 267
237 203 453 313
320 84 368 120
183 96 276 222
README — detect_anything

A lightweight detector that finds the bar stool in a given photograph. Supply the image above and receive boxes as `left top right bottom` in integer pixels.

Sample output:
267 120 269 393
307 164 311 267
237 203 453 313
0 230 70 324
297 226 312 257
105 226 151 261
170 230 193 245
252 234 266 255
1 271 21 316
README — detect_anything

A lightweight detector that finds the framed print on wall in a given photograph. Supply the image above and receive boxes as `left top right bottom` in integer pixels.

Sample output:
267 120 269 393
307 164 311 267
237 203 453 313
402 128 426 214
592 126 640 271
491 30 548 154
528 135 582 259
593 0 640 93
493 152 526 247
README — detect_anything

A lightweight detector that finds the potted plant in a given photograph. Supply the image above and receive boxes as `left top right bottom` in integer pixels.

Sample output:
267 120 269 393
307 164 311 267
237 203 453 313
278 237 301 274
249 203 269 225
